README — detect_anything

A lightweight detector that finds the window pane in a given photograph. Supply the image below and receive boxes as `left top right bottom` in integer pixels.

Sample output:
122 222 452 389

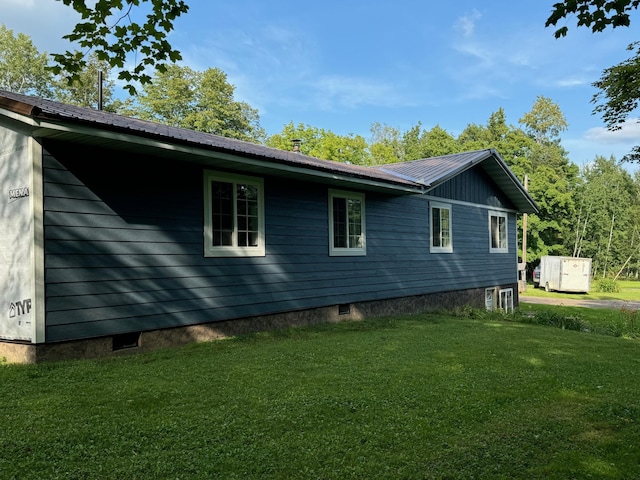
333 197 347 248
491 215 499 249
441 208 450 247
490 214 507 250
432 207 441 247
248 230 259 247
236 183 259 248
347 198 362 248
211 181 233 246
238 231 248 247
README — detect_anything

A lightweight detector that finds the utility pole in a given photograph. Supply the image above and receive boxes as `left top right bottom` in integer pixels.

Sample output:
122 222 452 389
98 71 103 111
519 175 529 292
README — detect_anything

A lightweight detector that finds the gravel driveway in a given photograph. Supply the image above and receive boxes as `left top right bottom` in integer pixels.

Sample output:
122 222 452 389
520 295 640 310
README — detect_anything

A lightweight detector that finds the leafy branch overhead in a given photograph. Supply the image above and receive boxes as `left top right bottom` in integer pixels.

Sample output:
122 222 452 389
592 41 640 129
50 0 189 94
546 0 640 162
546 0 640 37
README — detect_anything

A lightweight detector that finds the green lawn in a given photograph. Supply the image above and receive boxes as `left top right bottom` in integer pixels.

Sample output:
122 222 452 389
518 303 640 337
2 313 640 479
523 279 640 302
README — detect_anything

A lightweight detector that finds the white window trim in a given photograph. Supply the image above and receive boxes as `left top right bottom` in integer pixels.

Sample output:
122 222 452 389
488 210 509 253
500 288 514 313
328 189 366 256
429 201 453 253
203 170 265 257
485 287 497 311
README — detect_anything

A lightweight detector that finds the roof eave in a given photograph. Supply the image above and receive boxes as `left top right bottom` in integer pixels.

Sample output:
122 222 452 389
25 116 425 195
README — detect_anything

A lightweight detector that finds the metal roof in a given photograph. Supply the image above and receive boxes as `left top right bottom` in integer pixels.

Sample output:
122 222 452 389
0 90 537 212
375 150 538 213
0 90 421 194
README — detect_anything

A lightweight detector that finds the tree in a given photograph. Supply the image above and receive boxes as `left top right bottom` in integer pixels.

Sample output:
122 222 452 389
369 122 404 165
457 108 534 178
545 0 640 162
50 0 189 94
402 123 460 161
0 24 52 95
367 122 460 165
517 97 578 263
592 42 640 162
267 122 371 165
128 64 265 143
518 95 568 145
420 125 460 158
545 0 639 38
51 53 121 111
572 156 637 277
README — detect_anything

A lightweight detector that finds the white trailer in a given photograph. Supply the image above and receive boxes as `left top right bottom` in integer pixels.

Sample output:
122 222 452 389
539 256 592 293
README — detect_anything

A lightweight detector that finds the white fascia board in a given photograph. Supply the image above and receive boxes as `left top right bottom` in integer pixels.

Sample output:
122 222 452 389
423 194 520 214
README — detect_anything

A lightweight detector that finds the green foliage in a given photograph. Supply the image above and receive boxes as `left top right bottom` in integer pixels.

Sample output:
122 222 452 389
50 52 124 111
0 24 52 95
546 0 640 38
51 0 189 94
518 95 568 144
521 303 640 339
127 64 265 142
597 278 620 293
592 42 640 162
546 1 640 162
267 122 372 165
368 122 404 164
367 122 459 164
573 156 636 276
519 308 590 332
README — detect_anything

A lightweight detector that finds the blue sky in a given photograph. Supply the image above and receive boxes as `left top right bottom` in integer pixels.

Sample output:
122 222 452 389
2 0 639 172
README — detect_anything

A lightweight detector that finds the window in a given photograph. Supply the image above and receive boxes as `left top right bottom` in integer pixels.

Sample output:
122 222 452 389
485 288 497 311
328 189 366 256
430 202 452 253
489 211 508 253
486 287 513 312
203 171 265 257
499 288 514 313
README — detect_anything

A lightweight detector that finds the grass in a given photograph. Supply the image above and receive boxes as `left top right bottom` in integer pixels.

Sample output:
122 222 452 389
523 279 640 302
518 303 640 338
2 313 640 479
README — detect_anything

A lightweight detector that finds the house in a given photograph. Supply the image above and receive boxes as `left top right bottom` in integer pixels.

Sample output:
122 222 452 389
0 90 538 363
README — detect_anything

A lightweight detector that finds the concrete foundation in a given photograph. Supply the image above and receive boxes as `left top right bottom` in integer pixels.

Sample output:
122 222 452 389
0 285 517 364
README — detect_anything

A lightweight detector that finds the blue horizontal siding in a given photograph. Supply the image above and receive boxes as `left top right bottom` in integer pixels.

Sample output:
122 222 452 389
42 141 518 342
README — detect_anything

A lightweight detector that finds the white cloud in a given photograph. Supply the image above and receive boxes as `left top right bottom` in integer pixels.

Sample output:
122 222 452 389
181 24 415 114
311 75 414 110
554 77 589 88
584 119 640 144
455 10 482 38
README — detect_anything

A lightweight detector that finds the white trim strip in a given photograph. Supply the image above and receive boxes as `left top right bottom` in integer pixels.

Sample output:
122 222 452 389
423 194 519 214
30 137 45 343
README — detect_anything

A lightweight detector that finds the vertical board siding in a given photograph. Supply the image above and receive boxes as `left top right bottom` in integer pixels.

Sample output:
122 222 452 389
429 166 515 209
43 141 518 342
